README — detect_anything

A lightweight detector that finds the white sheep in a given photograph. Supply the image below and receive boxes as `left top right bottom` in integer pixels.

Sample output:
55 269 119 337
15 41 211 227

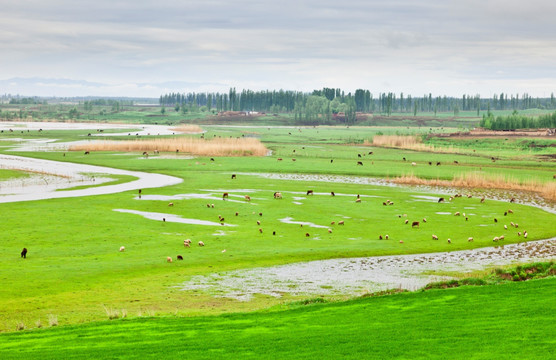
119 246 125 252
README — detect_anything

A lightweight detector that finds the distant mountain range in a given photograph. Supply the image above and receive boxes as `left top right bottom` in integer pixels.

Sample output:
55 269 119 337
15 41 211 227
0 77 227 98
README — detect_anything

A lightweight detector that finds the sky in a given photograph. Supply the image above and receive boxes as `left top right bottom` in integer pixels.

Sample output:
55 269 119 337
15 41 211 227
1 0 555 98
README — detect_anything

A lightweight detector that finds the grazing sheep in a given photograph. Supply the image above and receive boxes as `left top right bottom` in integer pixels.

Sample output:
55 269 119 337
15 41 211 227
292 158 296 161
331 191 335 196
211 204 215 208
244 195 251 201
259 228 263 233
383 202 387 206
162 218 166 222
465 217 469 221
210 158 215 161
438 197 445 203
307 190 314 195
510 198 516 203
432 235 438 240
274 192 283 199
493 237 499 242
499 235 505 240
331 221 336 225
379 235 383 240
168 202 174 207
524 231 528 238
504 212 507 216
454 161 459 164
167 257 173 263
507 209 514 214
480 197 485 203
273 231 276 235
504 225 508 230
468 237 474 242
447 238 451 244
338 221 345 225
330 159 334 163
328 229 332 233
358 154 362 158
277 158 283 161
411 221 420 228
259 212 263 216
235 212 239 216
257 220 261 225
21 248 27 258
411 162 417 166
223 192 229 200
198 241 205 247
399 240 404 243
119 246 125 252
385 235 389 240
355 198 361 203
515 223 519 228
177 255 183 260
357 161 363 166
494 218 498 223
206 204 211 208
428 161 432 165
436 162 441 166
84 151 90 155
403 157 406 161
423 218 427 223
142 151 148 157
404 219 409 224
517 231 521 236
305 233 310 237
231 174 236 179
454 212 461 216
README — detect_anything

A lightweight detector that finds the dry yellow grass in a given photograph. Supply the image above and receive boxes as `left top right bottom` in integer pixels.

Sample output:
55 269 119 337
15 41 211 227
171 124 204 133
69 137 268 157
368 135 460 154
391 172 556 201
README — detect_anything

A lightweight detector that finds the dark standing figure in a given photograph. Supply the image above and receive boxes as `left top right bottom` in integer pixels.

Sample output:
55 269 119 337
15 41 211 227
21 248 27 258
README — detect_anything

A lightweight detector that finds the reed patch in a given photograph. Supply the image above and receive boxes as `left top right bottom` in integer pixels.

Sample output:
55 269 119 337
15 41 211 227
69 137 268 156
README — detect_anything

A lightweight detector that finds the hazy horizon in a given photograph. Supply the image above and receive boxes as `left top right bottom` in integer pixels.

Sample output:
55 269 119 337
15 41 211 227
2 1 555 98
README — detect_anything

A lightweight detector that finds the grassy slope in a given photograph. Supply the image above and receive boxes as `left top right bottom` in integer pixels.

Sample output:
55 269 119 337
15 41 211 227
0 278 554 359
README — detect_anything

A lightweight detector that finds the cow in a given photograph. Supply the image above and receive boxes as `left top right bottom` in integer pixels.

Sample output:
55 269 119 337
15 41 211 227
21 248 27 258
223 192 229 200
411 221 420 228
307 190 314 195
274 192 282 199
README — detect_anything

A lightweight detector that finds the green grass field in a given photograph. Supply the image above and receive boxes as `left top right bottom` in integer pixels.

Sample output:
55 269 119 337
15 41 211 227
0 122 554 358
0 277 554 359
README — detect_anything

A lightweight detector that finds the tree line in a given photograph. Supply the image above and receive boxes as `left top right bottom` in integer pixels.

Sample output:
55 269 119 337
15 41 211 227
160 88 556 119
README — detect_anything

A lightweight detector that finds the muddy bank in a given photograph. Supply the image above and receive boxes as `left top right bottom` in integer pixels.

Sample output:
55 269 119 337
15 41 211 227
179 238 555 301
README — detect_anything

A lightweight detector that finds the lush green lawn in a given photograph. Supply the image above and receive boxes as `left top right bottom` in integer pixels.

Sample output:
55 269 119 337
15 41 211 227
0 278 554 359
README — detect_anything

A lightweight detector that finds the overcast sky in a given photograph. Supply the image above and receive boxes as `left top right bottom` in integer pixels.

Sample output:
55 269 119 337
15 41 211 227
1 0 555 98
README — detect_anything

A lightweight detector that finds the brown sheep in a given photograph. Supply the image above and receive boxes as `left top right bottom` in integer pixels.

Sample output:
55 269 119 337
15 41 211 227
259 228 263 233
411 221 420 228
168 202 174 207
21 247 27 258
355 198 361 203
222 192 229 200
277 158 283 161
244 195 251 201
379 235 383 240
385 235 389 240
357 161 363 166
331 221 336 225
338 221 345 225
480 197 485 203
507 209 514 214
305 233 310 237
274 192 282 199
510 198 516 203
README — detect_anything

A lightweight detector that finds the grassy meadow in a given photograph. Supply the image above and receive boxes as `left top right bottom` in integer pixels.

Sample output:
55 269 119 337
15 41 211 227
0 122 555 357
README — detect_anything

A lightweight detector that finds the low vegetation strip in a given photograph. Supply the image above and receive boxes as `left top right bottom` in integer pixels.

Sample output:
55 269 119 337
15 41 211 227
0 277 553 359
69 137 268 156
391 173 556 201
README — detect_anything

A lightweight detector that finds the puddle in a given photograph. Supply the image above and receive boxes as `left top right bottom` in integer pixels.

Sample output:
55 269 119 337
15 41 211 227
279 217 329 229
179 238 555 300
114 209 235 226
